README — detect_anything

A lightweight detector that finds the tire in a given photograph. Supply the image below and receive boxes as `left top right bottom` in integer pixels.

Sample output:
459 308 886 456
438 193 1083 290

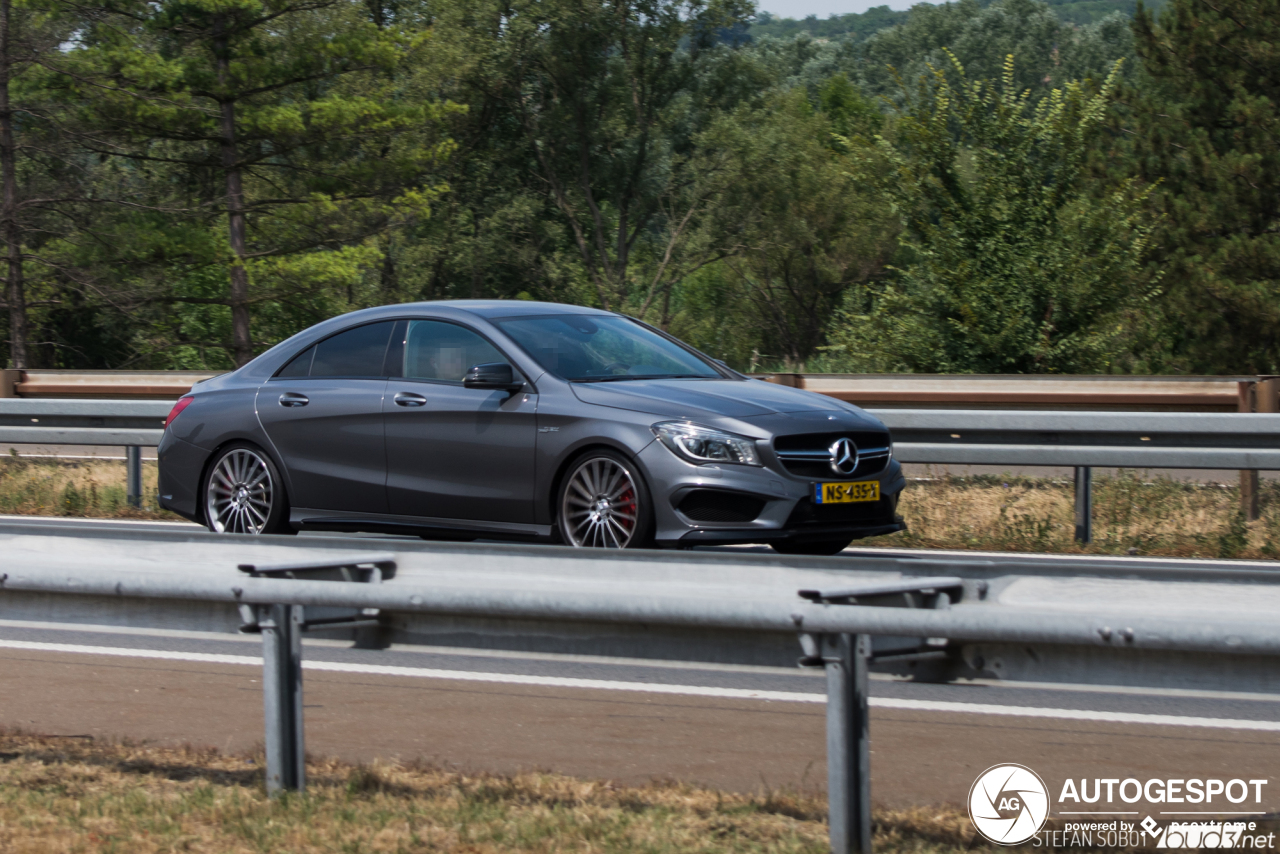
770 537 853 556
202 442 293 535
557 449 654 549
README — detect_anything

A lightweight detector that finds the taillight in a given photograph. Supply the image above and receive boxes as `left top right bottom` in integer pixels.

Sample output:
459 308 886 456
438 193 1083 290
164 396 194 430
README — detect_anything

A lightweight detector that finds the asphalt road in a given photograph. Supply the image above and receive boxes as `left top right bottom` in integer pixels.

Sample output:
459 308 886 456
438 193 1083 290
3 515 1279 814
1 618 1278 812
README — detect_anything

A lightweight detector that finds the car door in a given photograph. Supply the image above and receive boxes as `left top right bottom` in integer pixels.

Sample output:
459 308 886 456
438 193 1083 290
383 318 538 524
257 321 394 513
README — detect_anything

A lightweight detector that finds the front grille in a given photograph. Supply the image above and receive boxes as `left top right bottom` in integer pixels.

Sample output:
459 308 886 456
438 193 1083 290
787 492 897 527
677 490 766 523
773 431 891 479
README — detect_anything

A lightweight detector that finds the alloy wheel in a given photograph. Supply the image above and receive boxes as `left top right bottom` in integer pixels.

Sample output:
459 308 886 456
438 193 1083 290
205 448 275 534
561 457 640 548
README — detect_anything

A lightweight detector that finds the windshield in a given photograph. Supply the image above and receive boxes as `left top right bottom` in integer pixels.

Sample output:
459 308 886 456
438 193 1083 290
494 315 722 382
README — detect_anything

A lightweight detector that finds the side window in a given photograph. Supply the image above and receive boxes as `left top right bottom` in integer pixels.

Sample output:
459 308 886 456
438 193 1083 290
403 320 508 383
277 345 315 378
310 321 395 378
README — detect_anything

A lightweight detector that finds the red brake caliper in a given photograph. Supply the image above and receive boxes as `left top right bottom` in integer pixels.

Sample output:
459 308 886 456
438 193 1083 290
617 487 636 533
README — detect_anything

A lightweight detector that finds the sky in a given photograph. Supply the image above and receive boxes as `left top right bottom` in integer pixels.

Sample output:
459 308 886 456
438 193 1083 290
759 0 918 18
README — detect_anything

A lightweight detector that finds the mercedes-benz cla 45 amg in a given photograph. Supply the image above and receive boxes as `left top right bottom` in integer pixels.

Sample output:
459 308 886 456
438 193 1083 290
158 301 905 555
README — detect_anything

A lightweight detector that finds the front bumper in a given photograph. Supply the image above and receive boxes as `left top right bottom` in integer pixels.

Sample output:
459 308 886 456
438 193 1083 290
637 441 906 548
677 519 906 546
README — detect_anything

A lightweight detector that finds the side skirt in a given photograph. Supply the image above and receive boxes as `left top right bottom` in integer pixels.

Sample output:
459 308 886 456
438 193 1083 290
290 508 553 541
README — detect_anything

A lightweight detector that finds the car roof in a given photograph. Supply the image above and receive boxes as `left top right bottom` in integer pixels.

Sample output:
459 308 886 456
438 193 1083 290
394 300 614 320
229 300 620 383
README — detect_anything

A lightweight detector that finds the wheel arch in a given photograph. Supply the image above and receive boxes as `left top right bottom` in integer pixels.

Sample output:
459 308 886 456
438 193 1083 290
547 440 650 522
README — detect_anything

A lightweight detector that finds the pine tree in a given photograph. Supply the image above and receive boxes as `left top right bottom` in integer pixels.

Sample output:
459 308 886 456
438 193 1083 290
0 0 78 368
64 0 450 366
1132 0 1280 372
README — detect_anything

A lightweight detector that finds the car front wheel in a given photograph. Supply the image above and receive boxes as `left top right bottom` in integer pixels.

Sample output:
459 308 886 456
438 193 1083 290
202 443 292 535
557 450 654 549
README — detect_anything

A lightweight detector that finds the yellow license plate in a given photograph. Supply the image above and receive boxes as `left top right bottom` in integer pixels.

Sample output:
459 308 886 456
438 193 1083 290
814 481 880 504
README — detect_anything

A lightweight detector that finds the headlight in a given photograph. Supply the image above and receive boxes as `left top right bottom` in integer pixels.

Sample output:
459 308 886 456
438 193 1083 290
652 422 761 466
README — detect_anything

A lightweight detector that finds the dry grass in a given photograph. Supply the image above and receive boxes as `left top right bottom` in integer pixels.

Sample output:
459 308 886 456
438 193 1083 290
0 731 1021 854
4 453 1277 561
0 453 177 520
866 469 1280 560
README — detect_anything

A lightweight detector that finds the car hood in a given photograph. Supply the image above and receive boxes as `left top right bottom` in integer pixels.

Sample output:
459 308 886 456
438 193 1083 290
571 377 852 420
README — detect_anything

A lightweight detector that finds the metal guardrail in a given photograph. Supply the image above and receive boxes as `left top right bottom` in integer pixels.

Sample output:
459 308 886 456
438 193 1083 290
4 527 1280 853
877 410 1280 468
2 368 1275 410
760 373 1280 413
0 369 219 399
7 402 1280 469
871 409 1280 542
4 399 1280 538
0 399 170 507
6 367 1273 518
0 399 168 445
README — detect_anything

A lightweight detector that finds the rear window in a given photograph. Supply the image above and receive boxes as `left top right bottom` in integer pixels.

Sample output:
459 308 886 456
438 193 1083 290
277 345 315 378
276 322 395 378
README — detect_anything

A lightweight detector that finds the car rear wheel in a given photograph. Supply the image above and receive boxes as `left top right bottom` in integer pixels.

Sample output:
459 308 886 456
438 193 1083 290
770 537 853 556
203 443 292 535
557 451 654 549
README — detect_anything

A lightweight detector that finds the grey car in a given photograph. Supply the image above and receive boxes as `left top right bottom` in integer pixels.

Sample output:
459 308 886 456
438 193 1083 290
158 300 905 554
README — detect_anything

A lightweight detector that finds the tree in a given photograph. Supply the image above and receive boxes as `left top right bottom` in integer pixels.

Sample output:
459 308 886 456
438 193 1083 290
64 0 452 366
437 0 752 318
0 0 81 368
671 86 897 368
829 55 1157 373
1128 0 1280 372
856 0 1134 100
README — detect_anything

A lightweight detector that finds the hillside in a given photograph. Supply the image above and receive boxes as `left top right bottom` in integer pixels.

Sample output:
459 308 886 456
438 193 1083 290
749 0 1161 41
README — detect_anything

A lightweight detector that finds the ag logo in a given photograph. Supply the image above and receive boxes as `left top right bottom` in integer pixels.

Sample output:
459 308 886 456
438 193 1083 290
968 764 1050 845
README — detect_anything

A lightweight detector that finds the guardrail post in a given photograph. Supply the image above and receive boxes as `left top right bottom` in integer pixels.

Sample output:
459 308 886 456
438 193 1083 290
764 373 805 389
1073 466 1092 543
0 369 18 398
1240 382 1261 520
125 446 142 508
1250 377 1280 522
798 579 964 854
260 603 305 794
825 632 872 854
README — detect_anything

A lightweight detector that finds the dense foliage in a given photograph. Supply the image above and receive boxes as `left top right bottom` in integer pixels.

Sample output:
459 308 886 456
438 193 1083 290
0 0 1269 374
830 56 1156 373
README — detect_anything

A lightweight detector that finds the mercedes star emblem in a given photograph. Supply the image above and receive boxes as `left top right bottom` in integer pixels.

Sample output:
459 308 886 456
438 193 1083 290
828 437 858 475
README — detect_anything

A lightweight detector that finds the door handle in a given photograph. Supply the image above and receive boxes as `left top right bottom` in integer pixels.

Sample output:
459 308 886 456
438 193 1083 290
394 392 427 408
278 393 309 408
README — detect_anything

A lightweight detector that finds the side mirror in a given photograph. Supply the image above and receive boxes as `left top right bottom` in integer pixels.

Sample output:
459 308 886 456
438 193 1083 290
463 362 523 392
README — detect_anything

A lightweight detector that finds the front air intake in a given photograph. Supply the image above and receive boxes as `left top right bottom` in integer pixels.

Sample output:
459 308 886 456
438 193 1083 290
677 490 766 523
